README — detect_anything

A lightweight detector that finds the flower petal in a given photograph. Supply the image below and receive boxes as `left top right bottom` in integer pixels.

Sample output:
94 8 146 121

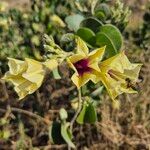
23 58 45 86
71 73 80 89
100 51 142 74
99 73 124 100
76 37 89 56
88 46 106 63
2 73 26 86
80 73 96 87
15 81 37 100
7 58 27 75
71 72 97 89
123 64 142 81
25 58 44 74
15 86 29 100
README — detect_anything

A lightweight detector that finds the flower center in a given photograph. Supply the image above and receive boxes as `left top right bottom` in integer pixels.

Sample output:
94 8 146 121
74 58 91 76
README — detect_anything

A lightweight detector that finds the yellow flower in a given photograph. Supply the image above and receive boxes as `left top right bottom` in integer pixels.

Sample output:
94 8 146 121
98 51 142 101
2 58 58 100
67 37 106 89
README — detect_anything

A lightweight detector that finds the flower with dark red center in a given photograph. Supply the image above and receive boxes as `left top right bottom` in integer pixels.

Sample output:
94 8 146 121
74 58 91 76
67 37 106 89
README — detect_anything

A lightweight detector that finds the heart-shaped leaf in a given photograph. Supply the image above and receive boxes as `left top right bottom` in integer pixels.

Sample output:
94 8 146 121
76 27 95 46
76 102 97 124
84 102 97 124
80 17 103 33
65 14 84 32
96 24 123 56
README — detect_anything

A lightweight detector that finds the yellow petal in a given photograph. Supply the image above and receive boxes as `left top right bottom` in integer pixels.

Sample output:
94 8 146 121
89 62 100 73
15 86 29 100
79 73 96 88
87 46 106 73
90 69 101 83
14 80 31 99
43 59 58 70
100 51 142 74
99 73 124 100
22 73 44 87
71 72 97 89
16 80 33 91
23 58 45 85
25 58 44 74
123 64 142 81
71 73 80 89
7 58 27 75
76 37 89 56
14 78 39 100
99 53 121 73
88 46 106 63
2 72 27 86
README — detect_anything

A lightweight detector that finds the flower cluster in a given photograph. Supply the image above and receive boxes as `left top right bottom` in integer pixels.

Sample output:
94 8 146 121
2 36 142 102
68 37 142 101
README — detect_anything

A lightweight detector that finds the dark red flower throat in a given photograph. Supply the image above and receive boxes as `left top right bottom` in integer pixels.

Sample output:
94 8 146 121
74 58 91 76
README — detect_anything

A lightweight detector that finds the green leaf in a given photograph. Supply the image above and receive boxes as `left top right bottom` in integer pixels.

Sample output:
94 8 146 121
95 11 106 21
80 17 103 33
65 14 84 32
49 122 64 144
52 67 61 79
59 108 68 121
84 103 97 124
95 3 111 19
96 24 123 56
76 102 97 124
61 122 75 148
76 27 95 46
76 102 87 124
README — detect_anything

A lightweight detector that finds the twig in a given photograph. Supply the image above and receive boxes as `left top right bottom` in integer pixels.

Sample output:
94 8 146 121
39 144 67 150
68 89 82 150
0 107 50 125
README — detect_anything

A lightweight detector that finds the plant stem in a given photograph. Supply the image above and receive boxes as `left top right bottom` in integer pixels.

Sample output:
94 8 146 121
68 89 82 149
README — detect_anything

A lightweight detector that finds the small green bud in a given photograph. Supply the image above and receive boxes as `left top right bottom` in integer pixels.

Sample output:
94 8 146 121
59 108 68 121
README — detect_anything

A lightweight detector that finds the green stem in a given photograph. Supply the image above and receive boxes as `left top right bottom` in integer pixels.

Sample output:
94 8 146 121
68 89 82 149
